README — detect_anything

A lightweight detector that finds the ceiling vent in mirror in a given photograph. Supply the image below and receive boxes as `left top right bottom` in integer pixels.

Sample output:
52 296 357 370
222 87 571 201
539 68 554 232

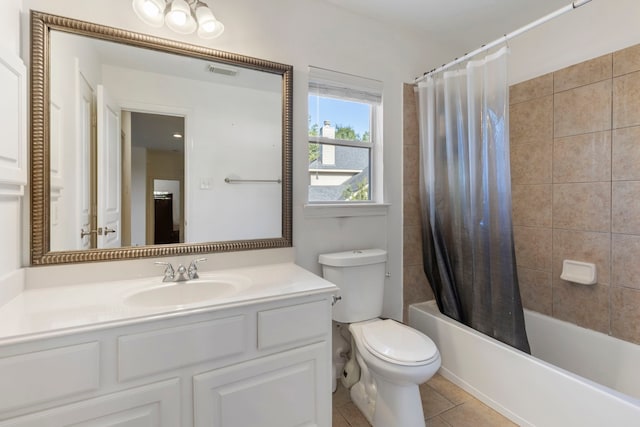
206 64 237 76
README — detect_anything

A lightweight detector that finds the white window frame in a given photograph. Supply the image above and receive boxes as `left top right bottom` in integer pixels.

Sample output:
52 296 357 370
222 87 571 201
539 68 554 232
306 66 383 208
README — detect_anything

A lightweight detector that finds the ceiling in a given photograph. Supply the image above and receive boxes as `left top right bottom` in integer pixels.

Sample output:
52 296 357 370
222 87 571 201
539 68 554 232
321 0 571 52
53 32 281 95
131 112 185 153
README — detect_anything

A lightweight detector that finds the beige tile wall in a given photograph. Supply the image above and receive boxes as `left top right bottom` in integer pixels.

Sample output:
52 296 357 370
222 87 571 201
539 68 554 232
402 83 434 320
510 44 640 345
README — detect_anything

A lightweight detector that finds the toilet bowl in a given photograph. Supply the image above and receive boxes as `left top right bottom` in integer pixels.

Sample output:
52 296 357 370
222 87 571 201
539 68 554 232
318 249 441 427
348 319 441 427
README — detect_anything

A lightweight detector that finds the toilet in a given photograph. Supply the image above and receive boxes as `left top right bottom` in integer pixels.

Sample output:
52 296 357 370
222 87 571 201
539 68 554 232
319 249 441 427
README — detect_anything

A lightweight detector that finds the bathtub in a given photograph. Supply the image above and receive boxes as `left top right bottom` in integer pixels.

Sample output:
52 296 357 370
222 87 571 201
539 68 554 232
409 300 640 426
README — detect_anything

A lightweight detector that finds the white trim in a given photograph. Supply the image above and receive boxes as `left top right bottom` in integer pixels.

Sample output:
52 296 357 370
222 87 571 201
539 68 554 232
49 99 64 194
309 135 373 148
0 45 27 196
309 168 363 174
307 69 382 204
309 66 383 102
303 203 389 218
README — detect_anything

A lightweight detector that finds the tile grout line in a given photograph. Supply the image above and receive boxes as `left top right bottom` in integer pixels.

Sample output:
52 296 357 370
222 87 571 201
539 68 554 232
609 56 614 337
551 70 556 319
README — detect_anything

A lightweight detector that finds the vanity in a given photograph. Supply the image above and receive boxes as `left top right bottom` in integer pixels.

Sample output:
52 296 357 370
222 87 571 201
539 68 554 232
0 260 336 426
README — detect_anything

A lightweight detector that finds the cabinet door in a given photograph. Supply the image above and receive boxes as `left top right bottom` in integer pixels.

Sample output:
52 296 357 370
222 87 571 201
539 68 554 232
0 380 179 427
194 342 330 427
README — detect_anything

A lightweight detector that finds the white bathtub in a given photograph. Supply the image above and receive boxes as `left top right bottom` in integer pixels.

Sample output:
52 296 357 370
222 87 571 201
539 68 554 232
409 300 640 427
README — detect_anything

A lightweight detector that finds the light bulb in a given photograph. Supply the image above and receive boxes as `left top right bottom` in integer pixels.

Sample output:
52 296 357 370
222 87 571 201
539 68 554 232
196 3 224 39
197 20 224 39
132 0 166 27
165 0 197 34
170 10 187 25
201 20 216 32
142 0 161 17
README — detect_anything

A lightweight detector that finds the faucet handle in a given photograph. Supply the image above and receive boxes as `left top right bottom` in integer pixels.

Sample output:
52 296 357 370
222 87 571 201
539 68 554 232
154 261 175 282
188 258 207 280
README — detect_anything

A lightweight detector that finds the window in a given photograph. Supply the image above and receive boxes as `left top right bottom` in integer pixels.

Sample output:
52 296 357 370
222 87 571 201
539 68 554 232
307 67 382 203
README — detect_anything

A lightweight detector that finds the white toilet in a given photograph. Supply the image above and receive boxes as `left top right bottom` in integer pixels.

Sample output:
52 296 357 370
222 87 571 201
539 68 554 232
319 249 441 427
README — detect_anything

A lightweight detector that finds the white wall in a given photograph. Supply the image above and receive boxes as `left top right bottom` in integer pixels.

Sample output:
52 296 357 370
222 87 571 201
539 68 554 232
0 0 24 298
0 0 20 54
509 0 640 84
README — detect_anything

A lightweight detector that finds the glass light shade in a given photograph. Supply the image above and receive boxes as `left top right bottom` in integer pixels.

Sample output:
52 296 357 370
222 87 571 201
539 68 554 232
132 0 166 28
166 0 197 34
196 5 224 39
198 20 224 39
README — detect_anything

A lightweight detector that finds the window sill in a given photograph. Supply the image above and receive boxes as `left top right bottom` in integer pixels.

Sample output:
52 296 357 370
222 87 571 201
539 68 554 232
303 203 390 218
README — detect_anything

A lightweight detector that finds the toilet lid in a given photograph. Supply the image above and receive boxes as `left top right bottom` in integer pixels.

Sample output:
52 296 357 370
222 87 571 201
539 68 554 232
361 319 438 366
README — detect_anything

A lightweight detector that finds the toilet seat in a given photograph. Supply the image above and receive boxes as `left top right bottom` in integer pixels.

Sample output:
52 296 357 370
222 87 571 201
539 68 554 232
361 319 438 366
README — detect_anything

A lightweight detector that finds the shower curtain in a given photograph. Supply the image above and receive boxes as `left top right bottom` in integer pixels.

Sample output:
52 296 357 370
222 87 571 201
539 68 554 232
416 47 530 353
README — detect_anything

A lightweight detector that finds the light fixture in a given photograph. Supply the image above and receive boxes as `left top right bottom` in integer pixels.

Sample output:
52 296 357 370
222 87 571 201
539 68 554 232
195 1 225 39
132 0 166 27
172 132 183 139
165 0 197 34
131 0 224 39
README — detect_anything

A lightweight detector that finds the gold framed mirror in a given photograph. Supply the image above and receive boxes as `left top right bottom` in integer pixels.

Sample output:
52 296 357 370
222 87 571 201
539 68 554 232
30 11 292 265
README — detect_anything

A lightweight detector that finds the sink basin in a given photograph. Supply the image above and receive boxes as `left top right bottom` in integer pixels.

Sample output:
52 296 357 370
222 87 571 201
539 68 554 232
124 277 249 308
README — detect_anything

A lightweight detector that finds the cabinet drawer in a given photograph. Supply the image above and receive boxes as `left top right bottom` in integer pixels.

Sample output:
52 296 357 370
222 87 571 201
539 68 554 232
118 315 245 381
258 300 329 351
0 342 100 413
0 379 180 426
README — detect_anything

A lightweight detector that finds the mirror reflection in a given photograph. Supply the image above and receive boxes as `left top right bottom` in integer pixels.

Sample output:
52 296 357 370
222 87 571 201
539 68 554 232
130 112 185 247
48 30 283 252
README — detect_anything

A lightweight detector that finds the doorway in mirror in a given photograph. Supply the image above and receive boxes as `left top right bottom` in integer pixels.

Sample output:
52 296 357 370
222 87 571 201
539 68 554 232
124 111 185 247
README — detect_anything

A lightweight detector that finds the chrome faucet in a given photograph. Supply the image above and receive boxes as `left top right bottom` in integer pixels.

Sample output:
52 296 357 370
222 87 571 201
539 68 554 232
155 258 207 282
188 258 207 280
175 264 188 282
155 261 176 282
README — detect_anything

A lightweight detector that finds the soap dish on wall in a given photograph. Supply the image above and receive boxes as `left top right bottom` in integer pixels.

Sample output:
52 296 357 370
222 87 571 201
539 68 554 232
560 260 597 285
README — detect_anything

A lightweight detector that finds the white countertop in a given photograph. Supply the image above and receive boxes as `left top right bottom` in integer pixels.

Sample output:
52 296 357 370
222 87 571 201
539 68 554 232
0 262 337 346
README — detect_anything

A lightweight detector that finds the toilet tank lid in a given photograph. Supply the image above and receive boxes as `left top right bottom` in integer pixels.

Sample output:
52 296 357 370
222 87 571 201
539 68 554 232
318 249 387 267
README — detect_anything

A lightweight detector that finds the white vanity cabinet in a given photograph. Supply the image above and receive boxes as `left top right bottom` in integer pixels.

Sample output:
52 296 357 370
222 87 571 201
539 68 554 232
193 343 326 427
0 293 333 427
0 380 181 427
194 299 330 427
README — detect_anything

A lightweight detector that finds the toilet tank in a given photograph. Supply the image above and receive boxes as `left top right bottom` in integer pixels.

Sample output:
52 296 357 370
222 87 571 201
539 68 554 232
318 249 387 323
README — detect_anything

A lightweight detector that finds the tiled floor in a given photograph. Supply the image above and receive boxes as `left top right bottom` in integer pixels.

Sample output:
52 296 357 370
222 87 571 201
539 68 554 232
332 373 518 427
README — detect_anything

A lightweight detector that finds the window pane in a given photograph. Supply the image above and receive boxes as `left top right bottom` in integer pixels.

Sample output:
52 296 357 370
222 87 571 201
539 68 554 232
308 95 371 142
308 144 370 202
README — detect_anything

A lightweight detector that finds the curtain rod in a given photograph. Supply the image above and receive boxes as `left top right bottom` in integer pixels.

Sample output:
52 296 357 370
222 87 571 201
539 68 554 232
414 0 593 83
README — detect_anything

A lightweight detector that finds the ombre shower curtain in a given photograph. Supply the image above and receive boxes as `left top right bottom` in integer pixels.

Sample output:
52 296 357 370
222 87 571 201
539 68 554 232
416 47 530 353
